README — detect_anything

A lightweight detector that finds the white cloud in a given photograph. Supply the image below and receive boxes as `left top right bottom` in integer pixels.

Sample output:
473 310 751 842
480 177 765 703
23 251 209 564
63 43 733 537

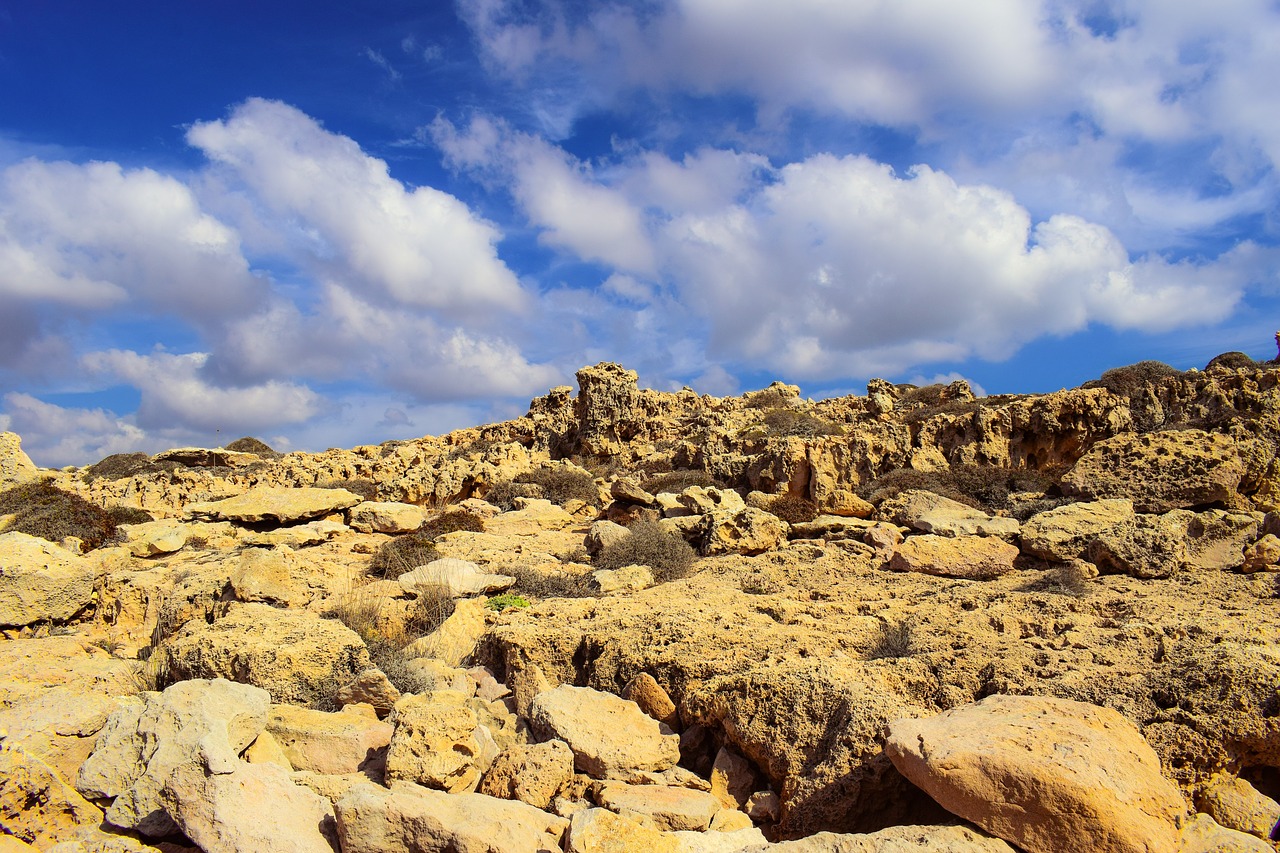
1 393 149 469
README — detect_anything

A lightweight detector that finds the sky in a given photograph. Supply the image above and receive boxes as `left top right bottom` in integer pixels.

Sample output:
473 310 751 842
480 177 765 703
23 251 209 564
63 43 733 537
2 1 1279 467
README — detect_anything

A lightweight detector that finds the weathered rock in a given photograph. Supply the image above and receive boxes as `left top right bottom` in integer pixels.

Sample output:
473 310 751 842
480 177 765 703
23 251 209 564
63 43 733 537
120 519 189 557
885 694 1186 853
565 807 683 853
711 746 757 810
405 658 476 695
160 603 370 706
1196 774 1280 840
0 742 102 848
821 490 874 519
0 432 39 487
697 507 788 556
335 780 568 853
1062 430 1247 512
335 669 401 716
0 532 95 627
681 486 747 516
1176 813 1273 853
1017 499 1136 561
384 692 487 793
1085 514 1189 579
529 684 681 778
399 557 515 597
878 490 1020 540
348 500 426 534
243 518 346 548
403 598 488 666
593 565 655 594
1241 533 1280 573
574 363 643 457
229 546 308 606
152 446 260 468
479 739 575 809
586 520 631 557
185 485 362 524
266 704 393 775
160 760 336 853
75 678 270 837
1182 511 1258 572
623 672 680 730
741 824 1018 851
243 729 293 770
596 782 722 831
888 534 1020 580
613 478 657 506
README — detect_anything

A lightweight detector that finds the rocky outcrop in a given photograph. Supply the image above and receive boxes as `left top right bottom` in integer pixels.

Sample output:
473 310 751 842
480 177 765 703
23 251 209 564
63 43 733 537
888 534 1020 580
185 485 363 524
528 684 681 778
0 432 39 488
0 533 95 626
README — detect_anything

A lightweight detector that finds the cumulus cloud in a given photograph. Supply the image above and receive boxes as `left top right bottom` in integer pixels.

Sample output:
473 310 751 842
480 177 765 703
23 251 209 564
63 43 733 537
1 392 149 468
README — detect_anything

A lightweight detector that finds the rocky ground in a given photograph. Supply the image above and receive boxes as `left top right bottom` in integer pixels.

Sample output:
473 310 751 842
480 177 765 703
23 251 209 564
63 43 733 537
1 356 1279 852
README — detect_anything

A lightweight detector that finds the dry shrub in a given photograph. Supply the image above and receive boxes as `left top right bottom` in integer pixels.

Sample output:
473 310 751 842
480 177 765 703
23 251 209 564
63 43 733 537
861 464 1063 515
483 480 542 511
1045 561 1092 597
595 521 697 583
367 532 439 580
1204 351 1256 371
317 478 379 501
769 495 818 524
514 467 599 507
0 481 119 550
224 436 280 457
418 508 485 539
105 505 154 525
82 452 181 482
506 563 596 599
866 618 916 659
1082 360 1183 433
761 408 844 438
640 469 720 495
325 586 453 699
746 387 795 409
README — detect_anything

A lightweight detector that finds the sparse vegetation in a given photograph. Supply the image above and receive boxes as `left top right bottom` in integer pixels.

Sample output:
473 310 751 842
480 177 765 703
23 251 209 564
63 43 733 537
485 593 530 611
1045 561 1093 597
224 436 280 457
866 617 916 659
326 584 454 698
640 469 720 495
506 563 596 599
82 452 181 482
483 480 543 511
367 532 440 580
514 466 600 507
0 481 120 550
769 494 819 524
595 521 697 583
1204 351 1255 371
1082 360 1183 433
317 477 379 501
745 387 796 409
760 408 844 438
418 508 486 539
105 505 154 525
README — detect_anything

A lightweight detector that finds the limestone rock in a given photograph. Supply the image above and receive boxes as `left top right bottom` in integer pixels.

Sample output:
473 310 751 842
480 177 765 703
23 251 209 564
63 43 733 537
0 432 38 487
243 518 346 548
586 520 630 557
160 603 370 707
698 507 788 556
152 446 261 468
229 546 307 606
120 519 189 557
878 490 1020 540
335 780 568 853
385 692 486 793
348 500 426 534
1062 430 1247 512
596 782 722 831
1196 774 1280 840
681 486 747 515
528 684 682 778
404 658 476 695
711 746 757 810
1086 514 1189 579
75 678 270 837
1019 499 1137 561
593 565 655 594
335 669 402 716
0 742 102 848
0 532 95 627
885 694 1186 853
1176 813 1273 853
243 729 293 770
623 672 679 730
398 557 515 597
565 807 683 853
888 534 1020 580
403 597 488 666
574 362 643 457
479 739 575 809
821 489 874 519
613 478 657 506
266 704 393 775
741 824 1017 851
1182 511 1258 572
185 485 362 524
160 760 336 853
1241 534 1280 573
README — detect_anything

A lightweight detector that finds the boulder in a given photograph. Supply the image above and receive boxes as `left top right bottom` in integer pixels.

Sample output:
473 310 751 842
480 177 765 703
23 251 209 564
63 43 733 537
1085 514 1189 579
574 362 643 457
160 760 336 853
403 598 488 667
1176 814 1273 853
1241 534 1280 573
185 485 362 524
0 532 95 627
697 507 788 556
160 603 370 706
623 672 680 730
612 478 657 506
398 557 514 597
229 546 308 606
348 501 426 534
1196 774 1280 840
243 519 346 548
1182 511 1258 571
595 782 722 831
528 684 682 778
266 704 393 775
888 534 1020 580
121 519 189 557
710 746 757 810
478 740 575 809
593 565 655 594
335 669 402 716
740 824 1017 851
335 780 568 853
384 692 488 793
152 446 260 468
878 490 1020 540
681 486 747 515
565 808 683 853
885 694 1186 853
0 742 102 848
586 520 631 557
821 489 874 519
0 432 39 487
1018 499 1135 561
75 678 270 837
1062 430 1247 512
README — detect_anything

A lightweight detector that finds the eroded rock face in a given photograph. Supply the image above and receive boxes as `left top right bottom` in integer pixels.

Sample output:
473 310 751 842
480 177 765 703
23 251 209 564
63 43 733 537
478 739 574 809
0 742 102 848
878 490 1019 540
1019 499 1136 562
266 704 393 775
0 532 95 627
384 692 488 793
185 486 362 524
888 534 1021 580
0 432 39 487
528 684 681 778
885 694 1186 853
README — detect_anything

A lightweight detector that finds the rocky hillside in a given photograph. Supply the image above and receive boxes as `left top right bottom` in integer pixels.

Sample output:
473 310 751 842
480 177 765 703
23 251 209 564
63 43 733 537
0 356 1278 852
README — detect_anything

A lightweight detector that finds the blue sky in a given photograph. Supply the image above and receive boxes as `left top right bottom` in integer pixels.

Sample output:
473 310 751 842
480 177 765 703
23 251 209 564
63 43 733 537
2 1 1279 466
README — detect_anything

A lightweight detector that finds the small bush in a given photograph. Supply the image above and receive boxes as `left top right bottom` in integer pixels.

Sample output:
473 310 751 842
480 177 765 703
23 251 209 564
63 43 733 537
82 452 181 482
514 467 600 507
866 618 916 660
328 586 453 698
760 408 844 438
640 469 720 495
506 563 596 599
485 593 530 611
105 505 153 525
1045 561 1092 597
418 508 486 539
317 478 379 501
859 468 980 509
367 532 439 580
595 521 697 583
0 481 119 550
224 436 280 457
745 387 795 409
769 495 818 524
1204 351 1255 371
483 480 542 511
860 464 1062 514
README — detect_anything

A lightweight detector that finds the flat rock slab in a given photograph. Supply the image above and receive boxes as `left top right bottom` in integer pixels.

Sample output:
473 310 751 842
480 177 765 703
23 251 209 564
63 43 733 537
0 532 95 627
741 824 1017 851
879 490 1020 540
529 684 681 778
885 694 1186 853
888 534 1020 580
267 704 393 775
1019 499 1135 561
595 782 722 831
185 486 362 524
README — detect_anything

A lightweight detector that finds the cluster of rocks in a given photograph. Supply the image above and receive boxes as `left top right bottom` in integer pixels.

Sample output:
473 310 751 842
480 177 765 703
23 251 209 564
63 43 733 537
1 357 1279 851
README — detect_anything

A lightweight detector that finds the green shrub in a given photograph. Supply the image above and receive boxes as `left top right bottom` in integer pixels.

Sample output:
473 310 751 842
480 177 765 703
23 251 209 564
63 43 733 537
224 436 280 457
514 467 600 507
419 508 486 539
769 495 818 524
640 469 720 495
595 521 697 583
0 481 119 550
317 478 379 501
485 593 530 611
367 532 439 580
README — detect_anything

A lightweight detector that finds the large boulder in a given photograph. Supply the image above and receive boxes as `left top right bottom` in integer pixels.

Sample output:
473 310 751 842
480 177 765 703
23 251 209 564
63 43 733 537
384 692 491 793
335 780 568 853
595 782 723 831
266 704 393 775
0 532 96 627
160 603 370 706
478 740 575 809
1062 430 1248 512
1018 499 1135 561
348 500 426 534
740 824 1017 851
697 507 788 556
75 679 270 837
528 684 681 778
885 694 1186 853
0 742 102 848
184 486 362 524
1085 513 1190 579
888 534 1020 580
398 557 515 597
878 490 1020 540
0 432 38 487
